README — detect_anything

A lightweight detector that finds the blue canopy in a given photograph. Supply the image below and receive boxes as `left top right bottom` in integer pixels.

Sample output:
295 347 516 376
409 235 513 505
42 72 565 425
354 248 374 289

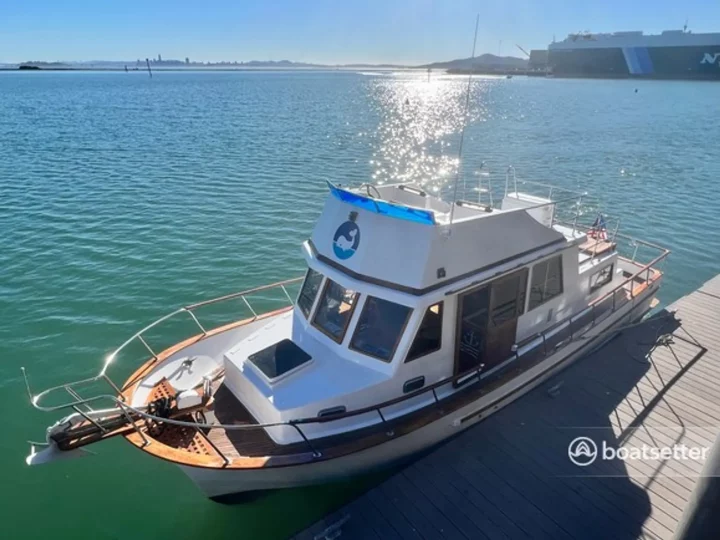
327 182 436 226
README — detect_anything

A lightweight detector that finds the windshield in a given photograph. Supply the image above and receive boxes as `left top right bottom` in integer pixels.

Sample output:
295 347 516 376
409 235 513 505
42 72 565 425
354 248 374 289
297 268 324 318
312 279 359 342
350 296 412 362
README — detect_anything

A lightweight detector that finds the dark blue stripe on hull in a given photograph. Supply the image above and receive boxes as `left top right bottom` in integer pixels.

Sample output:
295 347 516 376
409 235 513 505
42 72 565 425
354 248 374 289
549 46 720 79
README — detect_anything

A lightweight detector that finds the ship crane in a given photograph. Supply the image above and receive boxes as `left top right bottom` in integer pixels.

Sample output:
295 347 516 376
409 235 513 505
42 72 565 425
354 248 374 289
515 44 531 58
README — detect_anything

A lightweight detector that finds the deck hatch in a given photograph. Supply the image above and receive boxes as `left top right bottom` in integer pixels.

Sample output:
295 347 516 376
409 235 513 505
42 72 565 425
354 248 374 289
248 339 312 380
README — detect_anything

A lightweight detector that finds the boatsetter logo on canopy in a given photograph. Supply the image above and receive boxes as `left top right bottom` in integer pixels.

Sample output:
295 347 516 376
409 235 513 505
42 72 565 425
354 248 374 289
333 221 360 260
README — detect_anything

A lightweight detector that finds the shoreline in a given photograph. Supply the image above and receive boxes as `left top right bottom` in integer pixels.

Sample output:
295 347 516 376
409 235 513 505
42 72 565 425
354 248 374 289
0 66 418 73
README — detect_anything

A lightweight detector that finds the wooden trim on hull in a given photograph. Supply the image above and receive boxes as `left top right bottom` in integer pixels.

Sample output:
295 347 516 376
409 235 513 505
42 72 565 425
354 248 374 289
122 285 659 471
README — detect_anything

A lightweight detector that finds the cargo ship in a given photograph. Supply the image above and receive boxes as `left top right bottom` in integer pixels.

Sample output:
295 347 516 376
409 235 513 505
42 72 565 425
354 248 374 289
547 29 720 79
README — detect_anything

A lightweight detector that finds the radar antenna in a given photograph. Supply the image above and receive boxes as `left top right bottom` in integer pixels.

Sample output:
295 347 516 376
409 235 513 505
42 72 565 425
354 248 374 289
448 14 480 227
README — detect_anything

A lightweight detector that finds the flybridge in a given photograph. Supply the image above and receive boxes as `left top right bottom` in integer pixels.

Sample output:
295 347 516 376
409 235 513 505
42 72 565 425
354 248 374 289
309 179 582 295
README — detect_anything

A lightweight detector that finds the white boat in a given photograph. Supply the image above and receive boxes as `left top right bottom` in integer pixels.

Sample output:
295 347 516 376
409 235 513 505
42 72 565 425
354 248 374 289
24 172 669 499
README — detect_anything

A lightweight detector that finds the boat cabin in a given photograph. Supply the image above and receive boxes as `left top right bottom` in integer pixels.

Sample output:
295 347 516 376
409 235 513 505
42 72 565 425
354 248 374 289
223 182 623 443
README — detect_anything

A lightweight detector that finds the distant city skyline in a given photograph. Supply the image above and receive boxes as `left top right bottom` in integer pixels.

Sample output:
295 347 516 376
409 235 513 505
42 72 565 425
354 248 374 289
3 0 720 65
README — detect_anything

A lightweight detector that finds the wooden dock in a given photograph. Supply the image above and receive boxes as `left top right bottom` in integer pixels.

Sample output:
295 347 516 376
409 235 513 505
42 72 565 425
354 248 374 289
294 274 720 540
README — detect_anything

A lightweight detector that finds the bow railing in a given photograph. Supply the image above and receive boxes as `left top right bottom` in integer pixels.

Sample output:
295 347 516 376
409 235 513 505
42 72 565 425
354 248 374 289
27 277 304 413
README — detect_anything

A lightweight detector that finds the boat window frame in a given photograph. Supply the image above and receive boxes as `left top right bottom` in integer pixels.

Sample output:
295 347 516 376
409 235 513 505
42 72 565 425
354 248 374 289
349 295 413 363
589 263 614 292
528 254 564 312
297 268 325 319
489 268 529 327
405 302 444 363
311 278 360 344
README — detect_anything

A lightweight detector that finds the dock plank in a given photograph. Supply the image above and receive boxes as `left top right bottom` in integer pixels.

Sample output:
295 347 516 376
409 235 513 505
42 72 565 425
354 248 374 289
294 274 720 540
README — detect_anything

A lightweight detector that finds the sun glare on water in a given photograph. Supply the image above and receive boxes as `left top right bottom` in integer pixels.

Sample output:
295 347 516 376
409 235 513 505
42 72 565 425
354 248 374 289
366 73 493 195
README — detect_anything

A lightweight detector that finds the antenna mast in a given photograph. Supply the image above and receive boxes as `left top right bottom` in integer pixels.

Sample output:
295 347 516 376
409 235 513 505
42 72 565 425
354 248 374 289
448 14 480 227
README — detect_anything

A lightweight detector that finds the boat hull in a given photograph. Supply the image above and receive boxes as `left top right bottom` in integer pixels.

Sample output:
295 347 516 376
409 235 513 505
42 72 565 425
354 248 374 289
548 45 720 80
180 287 658 498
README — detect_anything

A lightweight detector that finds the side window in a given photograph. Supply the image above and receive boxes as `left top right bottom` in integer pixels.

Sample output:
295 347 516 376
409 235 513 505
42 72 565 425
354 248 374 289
406 302 443 362
528 255 564 311
350 297 412 362
297 268 324 319
312 280 359 343
489 269 528 327
590 264 613 292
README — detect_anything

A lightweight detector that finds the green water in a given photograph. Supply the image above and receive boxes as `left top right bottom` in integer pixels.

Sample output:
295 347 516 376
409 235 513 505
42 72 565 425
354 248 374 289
1 71 719 538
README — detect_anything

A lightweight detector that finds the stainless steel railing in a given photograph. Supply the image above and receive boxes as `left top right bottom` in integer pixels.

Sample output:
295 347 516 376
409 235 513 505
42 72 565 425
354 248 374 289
28 277 303 413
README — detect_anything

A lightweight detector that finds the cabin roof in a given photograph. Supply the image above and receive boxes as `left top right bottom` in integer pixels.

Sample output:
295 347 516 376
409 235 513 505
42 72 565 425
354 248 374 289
308 184 572 295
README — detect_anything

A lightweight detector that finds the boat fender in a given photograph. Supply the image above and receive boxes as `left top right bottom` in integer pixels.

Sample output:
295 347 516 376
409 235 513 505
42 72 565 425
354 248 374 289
177 389 202 410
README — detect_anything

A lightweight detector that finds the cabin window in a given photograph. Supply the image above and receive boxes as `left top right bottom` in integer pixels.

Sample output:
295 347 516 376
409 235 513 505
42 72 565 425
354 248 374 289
590 264 613 292
297 268 324 318
528 255 564 311
312 279 359 343
350 297 412 362
489 269 528 326
406 302 443 362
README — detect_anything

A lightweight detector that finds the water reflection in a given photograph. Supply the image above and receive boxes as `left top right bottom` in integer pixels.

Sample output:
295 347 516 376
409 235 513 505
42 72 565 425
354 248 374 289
366 73 496 195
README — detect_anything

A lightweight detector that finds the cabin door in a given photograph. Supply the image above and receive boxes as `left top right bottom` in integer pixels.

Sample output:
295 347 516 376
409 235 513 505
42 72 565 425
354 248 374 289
484 269 528 367
455 285 491 380
454 269 528 385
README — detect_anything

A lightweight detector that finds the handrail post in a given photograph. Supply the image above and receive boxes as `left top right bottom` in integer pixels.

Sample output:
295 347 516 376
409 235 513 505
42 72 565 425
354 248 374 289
185 309 207 335
241 296 258 319
193 420 229 465
103 373 125 400
290 423 321 458
137 335 157 360
65 386 93 413
612 217 621 245
376 408 394 436
118 402 150 447
71 405 107 433
280 284 294 306
572 196 581 236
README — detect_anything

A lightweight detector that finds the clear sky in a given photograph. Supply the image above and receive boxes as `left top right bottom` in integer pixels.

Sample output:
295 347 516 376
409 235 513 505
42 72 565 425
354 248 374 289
3 0 719 65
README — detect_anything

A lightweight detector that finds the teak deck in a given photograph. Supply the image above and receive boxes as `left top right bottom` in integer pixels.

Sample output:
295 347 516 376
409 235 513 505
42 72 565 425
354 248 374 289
294 274 720 540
